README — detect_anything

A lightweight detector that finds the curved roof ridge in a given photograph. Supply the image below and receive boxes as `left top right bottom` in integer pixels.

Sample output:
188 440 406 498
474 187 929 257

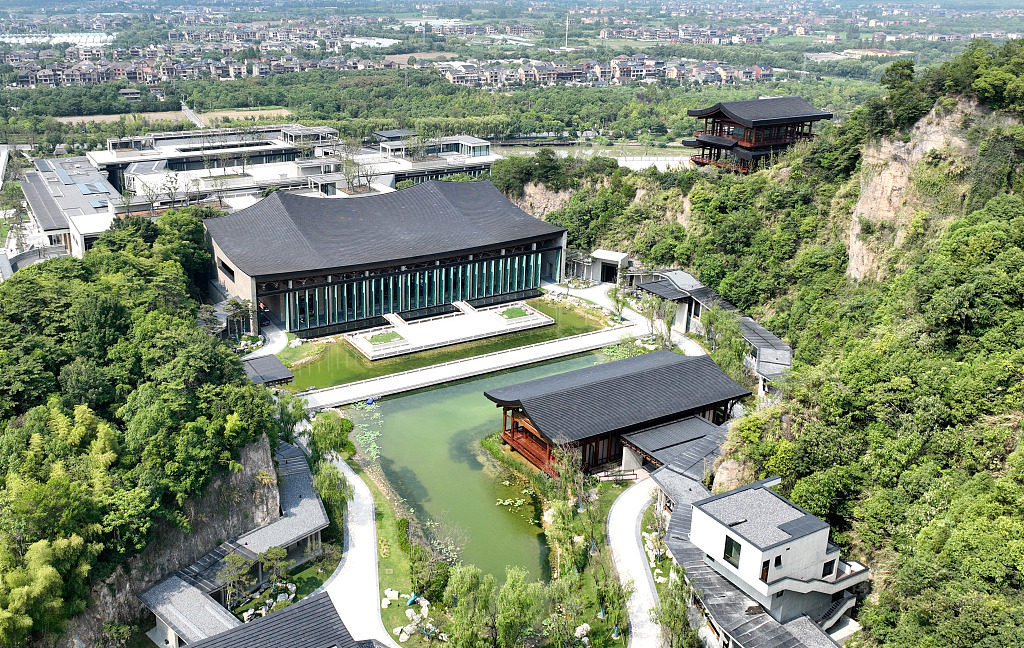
204 180 565 278
687 96 833 127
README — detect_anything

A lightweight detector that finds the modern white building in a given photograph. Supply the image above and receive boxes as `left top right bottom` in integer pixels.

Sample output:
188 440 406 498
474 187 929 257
690 478 869 626
20 156 126 257
655 473 868 648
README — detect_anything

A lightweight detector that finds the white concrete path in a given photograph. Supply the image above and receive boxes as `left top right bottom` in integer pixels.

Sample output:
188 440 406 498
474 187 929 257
303 322 636 409
608 480 664 648
323 452 402 648
546 281 707 357
243 319 288 360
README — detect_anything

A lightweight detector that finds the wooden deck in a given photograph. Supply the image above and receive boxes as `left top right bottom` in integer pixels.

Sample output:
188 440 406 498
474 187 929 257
501 429 558 478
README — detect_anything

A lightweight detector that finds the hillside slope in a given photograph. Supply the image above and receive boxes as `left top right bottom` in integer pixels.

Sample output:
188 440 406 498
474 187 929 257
498 41 1024 646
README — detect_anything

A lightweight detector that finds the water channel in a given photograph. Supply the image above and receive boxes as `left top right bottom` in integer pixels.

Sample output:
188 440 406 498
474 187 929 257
352 352 607 581
289 299 603 390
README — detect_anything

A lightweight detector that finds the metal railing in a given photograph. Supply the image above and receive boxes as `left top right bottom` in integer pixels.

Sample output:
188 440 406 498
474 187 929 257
306 323 635 405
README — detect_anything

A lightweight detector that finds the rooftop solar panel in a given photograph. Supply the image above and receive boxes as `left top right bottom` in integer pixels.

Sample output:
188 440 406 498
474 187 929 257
55 168 75 185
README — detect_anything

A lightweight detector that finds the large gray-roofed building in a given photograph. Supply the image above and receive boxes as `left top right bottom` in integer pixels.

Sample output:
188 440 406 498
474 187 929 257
206 180 567 337
485 352 749 445
205 180 562 277
485 351 749 475
187 592 368 648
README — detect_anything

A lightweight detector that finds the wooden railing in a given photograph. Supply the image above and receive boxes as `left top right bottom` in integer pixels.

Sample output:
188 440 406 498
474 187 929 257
501 430 558 478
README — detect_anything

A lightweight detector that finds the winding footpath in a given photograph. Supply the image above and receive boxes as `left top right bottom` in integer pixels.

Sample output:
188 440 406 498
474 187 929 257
323 454 403 648
607 481 665 648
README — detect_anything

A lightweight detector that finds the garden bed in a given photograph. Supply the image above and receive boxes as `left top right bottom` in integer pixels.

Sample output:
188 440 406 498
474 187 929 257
368 331 404 345
500 306 530 319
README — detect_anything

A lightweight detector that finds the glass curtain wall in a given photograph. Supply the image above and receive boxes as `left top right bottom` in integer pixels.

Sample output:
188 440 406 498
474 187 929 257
280 252 543 332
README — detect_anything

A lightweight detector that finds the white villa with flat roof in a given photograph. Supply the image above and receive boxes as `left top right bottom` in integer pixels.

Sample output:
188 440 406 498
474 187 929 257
653 473 868 648
690 477 869 627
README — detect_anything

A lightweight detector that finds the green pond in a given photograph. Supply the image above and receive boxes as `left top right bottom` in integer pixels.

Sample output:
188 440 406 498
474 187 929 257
288 299 603 391
353 353 607 581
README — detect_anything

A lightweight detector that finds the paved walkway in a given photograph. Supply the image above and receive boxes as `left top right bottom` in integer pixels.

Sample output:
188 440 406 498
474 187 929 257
243 319 288 360
608 480 664 648
323 451 402 648
304 322 636 409
545 281 707 357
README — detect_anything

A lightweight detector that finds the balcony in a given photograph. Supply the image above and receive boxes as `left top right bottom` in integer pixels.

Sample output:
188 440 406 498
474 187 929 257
501 429 557 478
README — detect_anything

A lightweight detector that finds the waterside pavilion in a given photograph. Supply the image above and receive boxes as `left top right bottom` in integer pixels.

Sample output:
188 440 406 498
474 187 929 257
483 351 749 477
683 97 833 173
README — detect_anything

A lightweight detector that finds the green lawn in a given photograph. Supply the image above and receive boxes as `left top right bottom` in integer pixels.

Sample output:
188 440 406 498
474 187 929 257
500 306 530 319
276 333 326 367
368 331 403 345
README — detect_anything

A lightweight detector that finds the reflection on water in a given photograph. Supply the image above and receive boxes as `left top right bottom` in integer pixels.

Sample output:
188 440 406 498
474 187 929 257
358 353 605 581
289 299 603 390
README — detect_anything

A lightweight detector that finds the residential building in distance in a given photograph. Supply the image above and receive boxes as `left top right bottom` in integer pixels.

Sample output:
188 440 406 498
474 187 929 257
683 96 833 173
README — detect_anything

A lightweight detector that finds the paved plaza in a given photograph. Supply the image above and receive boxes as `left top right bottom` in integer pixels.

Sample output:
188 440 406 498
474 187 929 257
345 300 553 360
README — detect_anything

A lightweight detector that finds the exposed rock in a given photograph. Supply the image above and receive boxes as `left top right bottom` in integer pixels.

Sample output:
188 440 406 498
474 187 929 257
847 99 978 281
713 458 753 494
510 182 572 218
58 435 280 648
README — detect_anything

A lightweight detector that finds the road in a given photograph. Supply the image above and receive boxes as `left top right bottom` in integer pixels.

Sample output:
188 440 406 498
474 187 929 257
181 103 206 128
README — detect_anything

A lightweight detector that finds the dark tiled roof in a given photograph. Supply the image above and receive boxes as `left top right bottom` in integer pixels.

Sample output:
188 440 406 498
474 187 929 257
204 181 564 278
663 477 820 648
242 355 294 385
637 279 688 302
188 592 365 648
695 134 738 148
694 481 829 550
644 271 792 376
687 97 833 127
623 416 727 480
483 352 749 444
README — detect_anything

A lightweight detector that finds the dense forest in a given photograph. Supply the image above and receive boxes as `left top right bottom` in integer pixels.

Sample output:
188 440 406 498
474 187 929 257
493 39 1024 646
0 68 879 144
0 208 285 646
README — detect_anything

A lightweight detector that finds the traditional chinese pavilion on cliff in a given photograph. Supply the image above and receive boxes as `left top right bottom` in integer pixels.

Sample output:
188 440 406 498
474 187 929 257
684 97 833 173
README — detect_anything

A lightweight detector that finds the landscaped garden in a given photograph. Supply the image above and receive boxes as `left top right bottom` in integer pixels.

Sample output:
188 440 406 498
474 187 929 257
368 330 404 345
500 306 530 319
287 298 606 390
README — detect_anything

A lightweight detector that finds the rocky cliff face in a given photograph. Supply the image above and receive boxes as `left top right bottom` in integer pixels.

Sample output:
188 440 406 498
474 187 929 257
846 99 978 280
59 435 280 648
511 182 573 218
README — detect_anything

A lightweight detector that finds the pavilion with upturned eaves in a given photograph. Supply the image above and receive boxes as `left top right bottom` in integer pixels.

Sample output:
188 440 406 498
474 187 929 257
484 352 749 478
683 97 833 173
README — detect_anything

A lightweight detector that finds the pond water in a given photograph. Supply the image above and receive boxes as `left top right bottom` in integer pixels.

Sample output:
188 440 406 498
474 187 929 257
289 299 603 390
355 352 607 581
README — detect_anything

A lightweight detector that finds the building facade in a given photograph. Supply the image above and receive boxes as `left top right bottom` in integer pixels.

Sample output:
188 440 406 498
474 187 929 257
204 180 566 337
484 351 750 477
